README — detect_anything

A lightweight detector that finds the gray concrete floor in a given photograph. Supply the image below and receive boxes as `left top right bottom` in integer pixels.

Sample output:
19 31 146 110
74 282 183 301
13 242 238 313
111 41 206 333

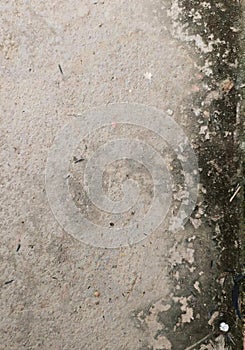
0 1 243 349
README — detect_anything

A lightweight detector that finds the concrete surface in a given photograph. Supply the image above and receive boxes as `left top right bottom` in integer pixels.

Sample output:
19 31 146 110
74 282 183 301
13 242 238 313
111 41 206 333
0 1 244 349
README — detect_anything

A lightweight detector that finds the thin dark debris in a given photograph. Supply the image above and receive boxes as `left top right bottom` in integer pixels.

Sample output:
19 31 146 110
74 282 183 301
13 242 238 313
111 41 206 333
58 64 64 75
4 280 14 285
73 156 85 164
16 243 21 252
232 274 245 319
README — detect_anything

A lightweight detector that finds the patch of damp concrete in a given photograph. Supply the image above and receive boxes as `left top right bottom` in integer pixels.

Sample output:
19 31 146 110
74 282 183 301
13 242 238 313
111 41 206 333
132 1 244 349
171 0 244 348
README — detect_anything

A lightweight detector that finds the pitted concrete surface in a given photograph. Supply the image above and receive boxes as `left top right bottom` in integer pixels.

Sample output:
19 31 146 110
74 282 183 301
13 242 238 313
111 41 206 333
0 1 243 349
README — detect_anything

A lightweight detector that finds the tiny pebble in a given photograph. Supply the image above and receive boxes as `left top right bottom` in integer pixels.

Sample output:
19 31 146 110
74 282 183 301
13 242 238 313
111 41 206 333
94 291 100 297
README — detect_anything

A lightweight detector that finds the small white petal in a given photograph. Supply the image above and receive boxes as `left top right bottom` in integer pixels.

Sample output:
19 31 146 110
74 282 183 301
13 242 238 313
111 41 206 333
219 322 229 332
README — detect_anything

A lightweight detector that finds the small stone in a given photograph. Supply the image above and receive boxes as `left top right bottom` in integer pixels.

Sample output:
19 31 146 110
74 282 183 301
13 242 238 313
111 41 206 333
94 291 100 297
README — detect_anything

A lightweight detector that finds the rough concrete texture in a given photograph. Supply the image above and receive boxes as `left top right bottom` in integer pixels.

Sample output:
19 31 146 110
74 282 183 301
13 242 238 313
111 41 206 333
0 1 244 350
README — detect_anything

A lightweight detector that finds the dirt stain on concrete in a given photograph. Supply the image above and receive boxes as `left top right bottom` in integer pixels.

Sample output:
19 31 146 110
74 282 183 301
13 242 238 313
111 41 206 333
133 1 244 349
